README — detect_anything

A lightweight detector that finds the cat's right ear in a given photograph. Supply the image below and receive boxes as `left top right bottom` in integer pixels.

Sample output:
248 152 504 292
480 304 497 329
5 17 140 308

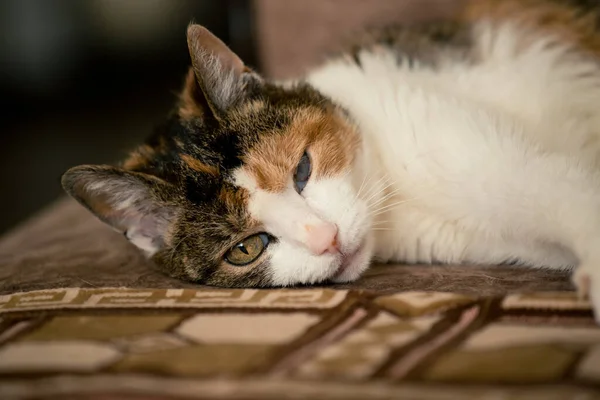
183 24 262 120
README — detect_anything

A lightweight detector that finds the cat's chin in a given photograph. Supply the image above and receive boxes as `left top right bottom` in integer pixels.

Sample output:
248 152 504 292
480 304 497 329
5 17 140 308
330 237 373 283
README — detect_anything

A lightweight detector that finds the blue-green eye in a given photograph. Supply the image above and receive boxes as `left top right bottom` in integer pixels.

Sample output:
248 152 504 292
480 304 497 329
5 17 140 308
294 151 312 193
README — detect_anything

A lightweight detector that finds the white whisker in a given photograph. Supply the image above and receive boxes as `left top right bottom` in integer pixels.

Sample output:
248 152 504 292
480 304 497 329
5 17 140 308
371 197 423 216
361 174 390 201
355 173 369 199
363 178 394 204
368 188 402 209
371 219 391 225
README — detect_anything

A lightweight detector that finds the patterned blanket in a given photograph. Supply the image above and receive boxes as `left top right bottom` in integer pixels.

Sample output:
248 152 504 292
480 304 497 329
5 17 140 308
0 200 598 398
0 287 598 399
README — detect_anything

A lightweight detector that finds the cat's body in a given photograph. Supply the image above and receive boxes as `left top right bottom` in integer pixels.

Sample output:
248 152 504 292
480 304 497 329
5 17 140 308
307 15 598 270
62 0 600 321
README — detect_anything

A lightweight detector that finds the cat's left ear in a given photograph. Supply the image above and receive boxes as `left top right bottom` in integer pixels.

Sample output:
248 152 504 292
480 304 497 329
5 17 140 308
186 24 262 118
61 165 179 257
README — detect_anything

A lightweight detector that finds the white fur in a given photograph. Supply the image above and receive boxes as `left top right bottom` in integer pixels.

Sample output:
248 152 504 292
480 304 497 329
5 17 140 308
125 227 156 257
302 21 600 320
234 167 372 285
231 20 600 321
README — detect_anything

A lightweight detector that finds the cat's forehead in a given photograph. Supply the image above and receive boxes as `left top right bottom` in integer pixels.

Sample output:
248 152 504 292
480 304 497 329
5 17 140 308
180 84 328 165
181 106 356 200
232 107 359 194
124 81 355 203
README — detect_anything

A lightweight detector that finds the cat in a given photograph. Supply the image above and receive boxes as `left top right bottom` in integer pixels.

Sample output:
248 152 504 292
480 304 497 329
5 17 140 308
62 0 600 322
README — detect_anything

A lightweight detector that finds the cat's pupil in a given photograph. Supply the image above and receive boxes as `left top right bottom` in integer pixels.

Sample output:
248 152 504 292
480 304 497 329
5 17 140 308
224 233 270 267
237 243 249 255
298 162 309 176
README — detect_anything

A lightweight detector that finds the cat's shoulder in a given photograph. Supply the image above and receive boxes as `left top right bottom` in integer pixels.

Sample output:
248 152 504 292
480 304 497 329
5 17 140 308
325 0 600 70
333 20 474 69
463 0 600 58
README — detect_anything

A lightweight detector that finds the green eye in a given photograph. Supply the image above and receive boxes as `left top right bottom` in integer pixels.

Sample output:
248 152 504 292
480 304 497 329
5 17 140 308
224 233 270 266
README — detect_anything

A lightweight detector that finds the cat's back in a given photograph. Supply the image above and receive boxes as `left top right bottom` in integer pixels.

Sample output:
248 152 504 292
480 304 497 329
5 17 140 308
306 0 600 160
296 0 600 269
319 0 600 76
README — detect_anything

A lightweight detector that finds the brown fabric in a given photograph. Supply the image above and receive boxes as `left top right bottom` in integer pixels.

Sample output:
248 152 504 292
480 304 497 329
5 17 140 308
0 287 598 399
0 198 573 296
253 0 467 79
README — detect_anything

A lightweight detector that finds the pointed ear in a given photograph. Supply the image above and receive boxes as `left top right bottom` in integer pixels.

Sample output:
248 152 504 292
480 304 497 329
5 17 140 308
178 67 209 120
186 24 260 117
61 165 178 257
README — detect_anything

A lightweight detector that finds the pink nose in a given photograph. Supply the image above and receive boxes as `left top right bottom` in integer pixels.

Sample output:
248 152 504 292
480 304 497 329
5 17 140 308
305 223 339 255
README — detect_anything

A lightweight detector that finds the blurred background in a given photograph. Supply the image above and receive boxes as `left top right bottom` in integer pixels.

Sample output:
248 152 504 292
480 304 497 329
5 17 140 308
0 0 257 234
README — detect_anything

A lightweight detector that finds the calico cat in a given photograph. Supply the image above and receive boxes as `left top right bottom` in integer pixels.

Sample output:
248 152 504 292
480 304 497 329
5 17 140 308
62 0 600 321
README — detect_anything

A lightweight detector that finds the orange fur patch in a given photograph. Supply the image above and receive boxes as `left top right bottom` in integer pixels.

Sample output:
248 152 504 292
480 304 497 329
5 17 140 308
219 186 249 211
462 0 600 57
181 154 219 176
122 145 155 170
178 68 205 120
157 135 169 153
242 107 360 192
234 99 267 117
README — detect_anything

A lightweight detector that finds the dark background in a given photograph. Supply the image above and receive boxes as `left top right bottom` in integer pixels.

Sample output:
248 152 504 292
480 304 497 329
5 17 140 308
0 0 257 234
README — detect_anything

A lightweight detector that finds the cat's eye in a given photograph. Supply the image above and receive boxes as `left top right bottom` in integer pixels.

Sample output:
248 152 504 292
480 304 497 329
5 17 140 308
294 151 312 193
224 233 270 266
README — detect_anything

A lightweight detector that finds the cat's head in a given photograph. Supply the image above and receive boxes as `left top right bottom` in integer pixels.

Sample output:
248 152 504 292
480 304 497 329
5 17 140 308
61 24 373 287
